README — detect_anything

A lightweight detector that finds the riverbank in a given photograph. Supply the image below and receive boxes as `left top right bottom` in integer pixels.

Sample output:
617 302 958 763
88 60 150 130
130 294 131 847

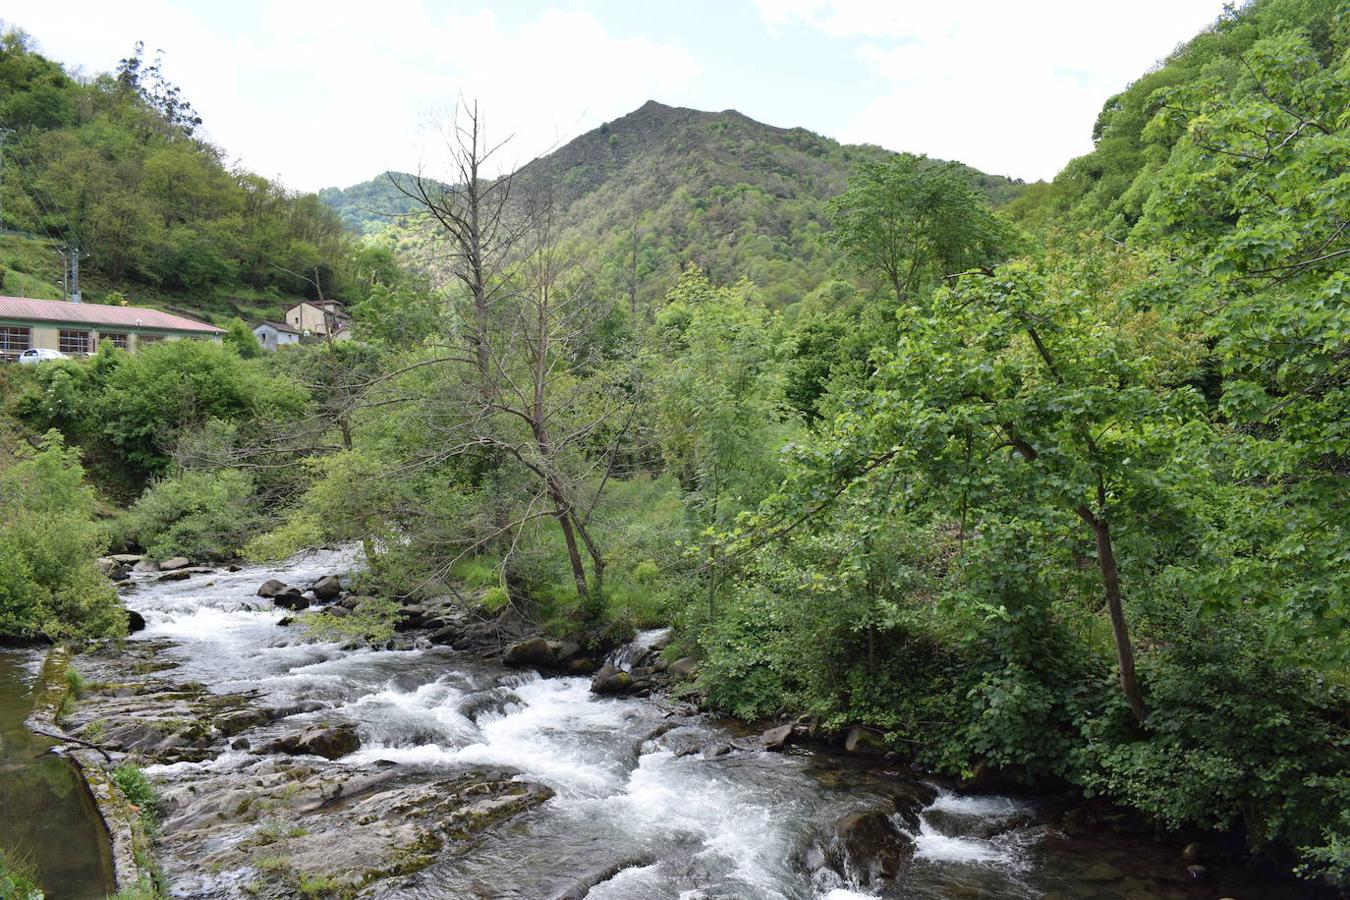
32 550 1339 899
0 648 116 899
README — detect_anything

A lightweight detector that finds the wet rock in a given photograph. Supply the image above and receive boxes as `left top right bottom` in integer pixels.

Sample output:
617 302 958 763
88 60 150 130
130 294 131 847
504 636 556 667
269 723 361 760
215 708 269 737
311 574 342 600
566 657 597 675
760 723 794 751
703 742 732 759
338 594 361 610
832 808 913 884
460 689 522 722
396 604 427 630
277 616 295 627
126 610 147 634
265 700 326 718
230 737 250 750
324 605 351 619
667 656 699 679
1182 841 1202 863
428 623 461 645
256 578 289 598
548 638 581 663
1185 864 1209 884
590 665 635 695
844 725 887 755
160 556 191 571
96 556 120 576
272 589 311 611
110 553 144 565
157 569 193 582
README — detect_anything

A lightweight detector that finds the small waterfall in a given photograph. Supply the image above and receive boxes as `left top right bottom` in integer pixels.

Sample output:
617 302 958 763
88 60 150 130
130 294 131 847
605 627 671 672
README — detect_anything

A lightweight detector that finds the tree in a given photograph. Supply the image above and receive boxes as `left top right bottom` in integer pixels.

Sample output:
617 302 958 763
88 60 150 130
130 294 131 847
224 318 262 359
825 153 1016 304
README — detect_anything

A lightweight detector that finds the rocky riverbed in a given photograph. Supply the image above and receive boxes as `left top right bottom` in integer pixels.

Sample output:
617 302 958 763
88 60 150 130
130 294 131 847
40 549 1335 899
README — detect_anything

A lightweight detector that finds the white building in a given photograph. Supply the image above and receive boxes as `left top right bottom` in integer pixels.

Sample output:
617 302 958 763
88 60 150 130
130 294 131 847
252 321 303 351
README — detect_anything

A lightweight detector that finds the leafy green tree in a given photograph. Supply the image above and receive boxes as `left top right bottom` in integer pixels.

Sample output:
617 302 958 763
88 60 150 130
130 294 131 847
826 153 1018 303
0 431 124 639
223 317 262 359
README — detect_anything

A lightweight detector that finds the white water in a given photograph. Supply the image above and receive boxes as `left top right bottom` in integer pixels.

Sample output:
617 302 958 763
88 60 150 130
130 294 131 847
125 551 1043 899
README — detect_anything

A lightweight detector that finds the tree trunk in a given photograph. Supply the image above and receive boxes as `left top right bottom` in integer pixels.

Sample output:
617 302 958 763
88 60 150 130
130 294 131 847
1081 508 1147 724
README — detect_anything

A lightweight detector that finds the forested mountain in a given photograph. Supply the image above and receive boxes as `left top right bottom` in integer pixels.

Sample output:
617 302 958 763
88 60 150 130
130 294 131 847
0 32 355 320
324 101 1027 307
1 0 1347 894
317 172 430 235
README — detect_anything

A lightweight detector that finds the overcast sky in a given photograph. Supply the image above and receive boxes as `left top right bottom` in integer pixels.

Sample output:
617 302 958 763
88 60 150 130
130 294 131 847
5 0 1229 192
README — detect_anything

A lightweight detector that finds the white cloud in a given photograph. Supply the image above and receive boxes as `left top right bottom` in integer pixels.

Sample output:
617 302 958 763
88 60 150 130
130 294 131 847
5 1 700 191
752 0 1228 180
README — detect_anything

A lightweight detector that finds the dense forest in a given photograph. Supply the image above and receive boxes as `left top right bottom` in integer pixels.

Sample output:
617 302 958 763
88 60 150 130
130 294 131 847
0 0 1346 893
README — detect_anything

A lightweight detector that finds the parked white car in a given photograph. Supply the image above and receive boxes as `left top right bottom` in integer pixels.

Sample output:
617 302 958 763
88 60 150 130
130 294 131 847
17 348 68 365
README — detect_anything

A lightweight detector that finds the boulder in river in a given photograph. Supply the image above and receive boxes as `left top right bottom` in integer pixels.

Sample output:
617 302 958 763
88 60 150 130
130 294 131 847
548 638 581 663
159 556 191 571
503 636 556 667
566 657 597 675
830 808 913 884
256 579 288 598
268 723 360 760
157 569 193 582
126 610 146 634
272 589 311 611
311 574 342 600
590 664 635 695
760 723 794 751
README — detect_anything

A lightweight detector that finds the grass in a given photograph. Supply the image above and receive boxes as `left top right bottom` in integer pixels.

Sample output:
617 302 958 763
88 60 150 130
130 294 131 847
296 873 353 899
0 846 43 900
112 764 158 831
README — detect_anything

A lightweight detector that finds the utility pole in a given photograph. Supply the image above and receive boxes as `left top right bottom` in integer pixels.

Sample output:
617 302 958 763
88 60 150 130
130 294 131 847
0 127 14 231
58 246 82 303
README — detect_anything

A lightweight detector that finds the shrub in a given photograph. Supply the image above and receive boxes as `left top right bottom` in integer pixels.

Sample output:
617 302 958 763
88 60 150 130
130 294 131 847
120 468 257 561
0 431 124 640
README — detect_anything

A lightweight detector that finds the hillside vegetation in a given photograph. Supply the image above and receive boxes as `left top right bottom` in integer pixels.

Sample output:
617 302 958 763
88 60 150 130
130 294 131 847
324 101 1027 308
0 31 356 319
1 0 1346 889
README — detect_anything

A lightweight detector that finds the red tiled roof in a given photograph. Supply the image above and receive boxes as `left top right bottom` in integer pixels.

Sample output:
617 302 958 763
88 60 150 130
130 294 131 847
0 296 224 334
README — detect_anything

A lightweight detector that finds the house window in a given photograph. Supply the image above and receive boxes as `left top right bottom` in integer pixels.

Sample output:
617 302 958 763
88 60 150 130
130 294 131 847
0 326 30 361
101 332 130 350
59 330 91 354
137 334 164 347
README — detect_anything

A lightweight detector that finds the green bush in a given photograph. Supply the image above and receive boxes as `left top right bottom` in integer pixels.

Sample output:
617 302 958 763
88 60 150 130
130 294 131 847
0 431 125 640
1081 622 1350 865
119 468 257 561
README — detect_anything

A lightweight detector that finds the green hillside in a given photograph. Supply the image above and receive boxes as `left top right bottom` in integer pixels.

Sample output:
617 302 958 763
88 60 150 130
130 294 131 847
0 31 357 322
323 101 1027 307
1007 0 1346 236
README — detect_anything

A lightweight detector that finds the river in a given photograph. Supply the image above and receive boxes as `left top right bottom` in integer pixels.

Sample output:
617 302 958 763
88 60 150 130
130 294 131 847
23 548 1329 899
0 650 115 899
